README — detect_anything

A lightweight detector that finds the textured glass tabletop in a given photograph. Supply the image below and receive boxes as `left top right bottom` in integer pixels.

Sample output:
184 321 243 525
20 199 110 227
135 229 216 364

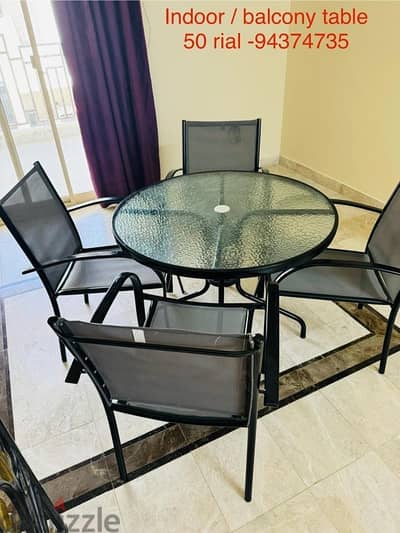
113 172 338 278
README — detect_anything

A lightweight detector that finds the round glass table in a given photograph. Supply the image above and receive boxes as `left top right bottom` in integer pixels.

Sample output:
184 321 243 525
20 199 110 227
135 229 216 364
112 171 338 280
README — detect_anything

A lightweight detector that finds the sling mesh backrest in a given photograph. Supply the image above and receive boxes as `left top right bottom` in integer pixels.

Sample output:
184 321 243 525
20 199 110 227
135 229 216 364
367 183 400 301
57 320 254 419
0 165 81 291
183 119 261 174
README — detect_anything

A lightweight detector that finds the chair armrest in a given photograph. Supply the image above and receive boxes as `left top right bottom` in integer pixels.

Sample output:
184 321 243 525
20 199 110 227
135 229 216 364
275 259 400 284
79 244 119 253
331 198 382 214
91 272 146 326
67 196 123 212
165 168 182 180
22 248 127 274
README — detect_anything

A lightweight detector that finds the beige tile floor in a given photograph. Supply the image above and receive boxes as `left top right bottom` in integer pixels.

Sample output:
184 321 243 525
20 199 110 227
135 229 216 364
3 164 400 532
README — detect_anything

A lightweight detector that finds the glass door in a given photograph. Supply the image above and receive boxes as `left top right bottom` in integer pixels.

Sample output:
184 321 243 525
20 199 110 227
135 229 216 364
0 0 93 201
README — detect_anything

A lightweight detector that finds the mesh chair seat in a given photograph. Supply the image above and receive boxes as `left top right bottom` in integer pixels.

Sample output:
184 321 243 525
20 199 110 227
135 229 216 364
149 300 248 334
59 256 161 293
276 249 388 303
279 249 387 303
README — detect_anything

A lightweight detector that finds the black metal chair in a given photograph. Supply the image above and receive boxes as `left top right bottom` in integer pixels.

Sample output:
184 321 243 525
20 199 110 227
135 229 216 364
275 183 400 374
0 162 165 363
166 119 264 179
165 119 264 296
48 272 278 502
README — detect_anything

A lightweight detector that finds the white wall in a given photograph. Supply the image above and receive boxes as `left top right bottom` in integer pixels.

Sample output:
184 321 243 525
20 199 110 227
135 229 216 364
142 1 290 177
281 1 400 202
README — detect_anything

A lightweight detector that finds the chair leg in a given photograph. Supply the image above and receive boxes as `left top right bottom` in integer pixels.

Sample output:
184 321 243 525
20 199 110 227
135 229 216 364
244 401 258 502
58 339 67 363
50 296 67 363
254 276 264 299
379 301 400 374
358 303 364 310
166 273 173 293
279 307 307 338
84 293 89 304
218 283 224 304
177 276 186 294
105 407 128 481
65 359 84 384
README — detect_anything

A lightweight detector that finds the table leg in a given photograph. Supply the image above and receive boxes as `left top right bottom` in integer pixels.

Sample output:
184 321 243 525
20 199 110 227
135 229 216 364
218 283 225 304
263 278 280 406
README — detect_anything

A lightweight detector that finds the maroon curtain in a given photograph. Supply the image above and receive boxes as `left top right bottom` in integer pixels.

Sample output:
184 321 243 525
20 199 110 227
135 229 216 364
53 0 160 198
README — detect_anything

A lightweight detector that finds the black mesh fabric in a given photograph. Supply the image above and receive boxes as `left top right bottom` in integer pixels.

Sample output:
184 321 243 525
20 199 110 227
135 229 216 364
367 184 400 302
150 301 248 333
276 249 388 302
0 168 80 291
59 320 253 418
183 120 260 174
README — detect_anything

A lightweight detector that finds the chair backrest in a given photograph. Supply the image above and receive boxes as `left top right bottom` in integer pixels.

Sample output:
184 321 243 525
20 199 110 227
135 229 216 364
0 162 81 292
49 318 261 423
182 119 261 174
367 182 400 301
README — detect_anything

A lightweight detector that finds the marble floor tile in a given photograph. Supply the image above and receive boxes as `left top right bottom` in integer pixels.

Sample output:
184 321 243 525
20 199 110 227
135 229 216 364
321 367 400 448
94 411 165 451
279 297 336 329
21 422 103 480
311 451 400 533
376 433 400 479
371 304 400 328
11 372 92 450
62 490 126 533
82 378 165 450
115 454 229 533
192 423 305 531
264 391 369 486
284 314 368 366
370 349 400 390
235 490 338 533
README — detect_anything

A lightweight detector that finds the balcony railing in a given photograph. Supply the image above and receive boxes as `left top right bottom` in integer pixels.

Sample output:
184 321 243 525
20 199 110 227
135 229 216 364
0 33 75 129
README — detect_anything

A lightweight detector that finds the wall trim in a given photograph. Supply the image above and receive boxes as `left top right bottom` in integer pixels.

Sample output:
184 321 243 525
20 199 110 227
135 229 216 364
279 156 384 208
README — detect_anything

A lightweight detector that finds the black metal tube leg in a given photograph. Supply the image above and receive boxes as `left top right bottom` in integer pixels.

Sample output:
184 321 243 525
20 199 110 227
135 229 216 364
51 296 67 362
254 276 264 299
279 307 307 338
244 395 258 502
177 276 186 294
166 273 173 293
65 359 84 384
357 303 363 309
179 280 211 301
59 339 67 363
84 293 89 304
218 283 224 305
264 280 280 406
105 407 128 481
379 301 400 374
